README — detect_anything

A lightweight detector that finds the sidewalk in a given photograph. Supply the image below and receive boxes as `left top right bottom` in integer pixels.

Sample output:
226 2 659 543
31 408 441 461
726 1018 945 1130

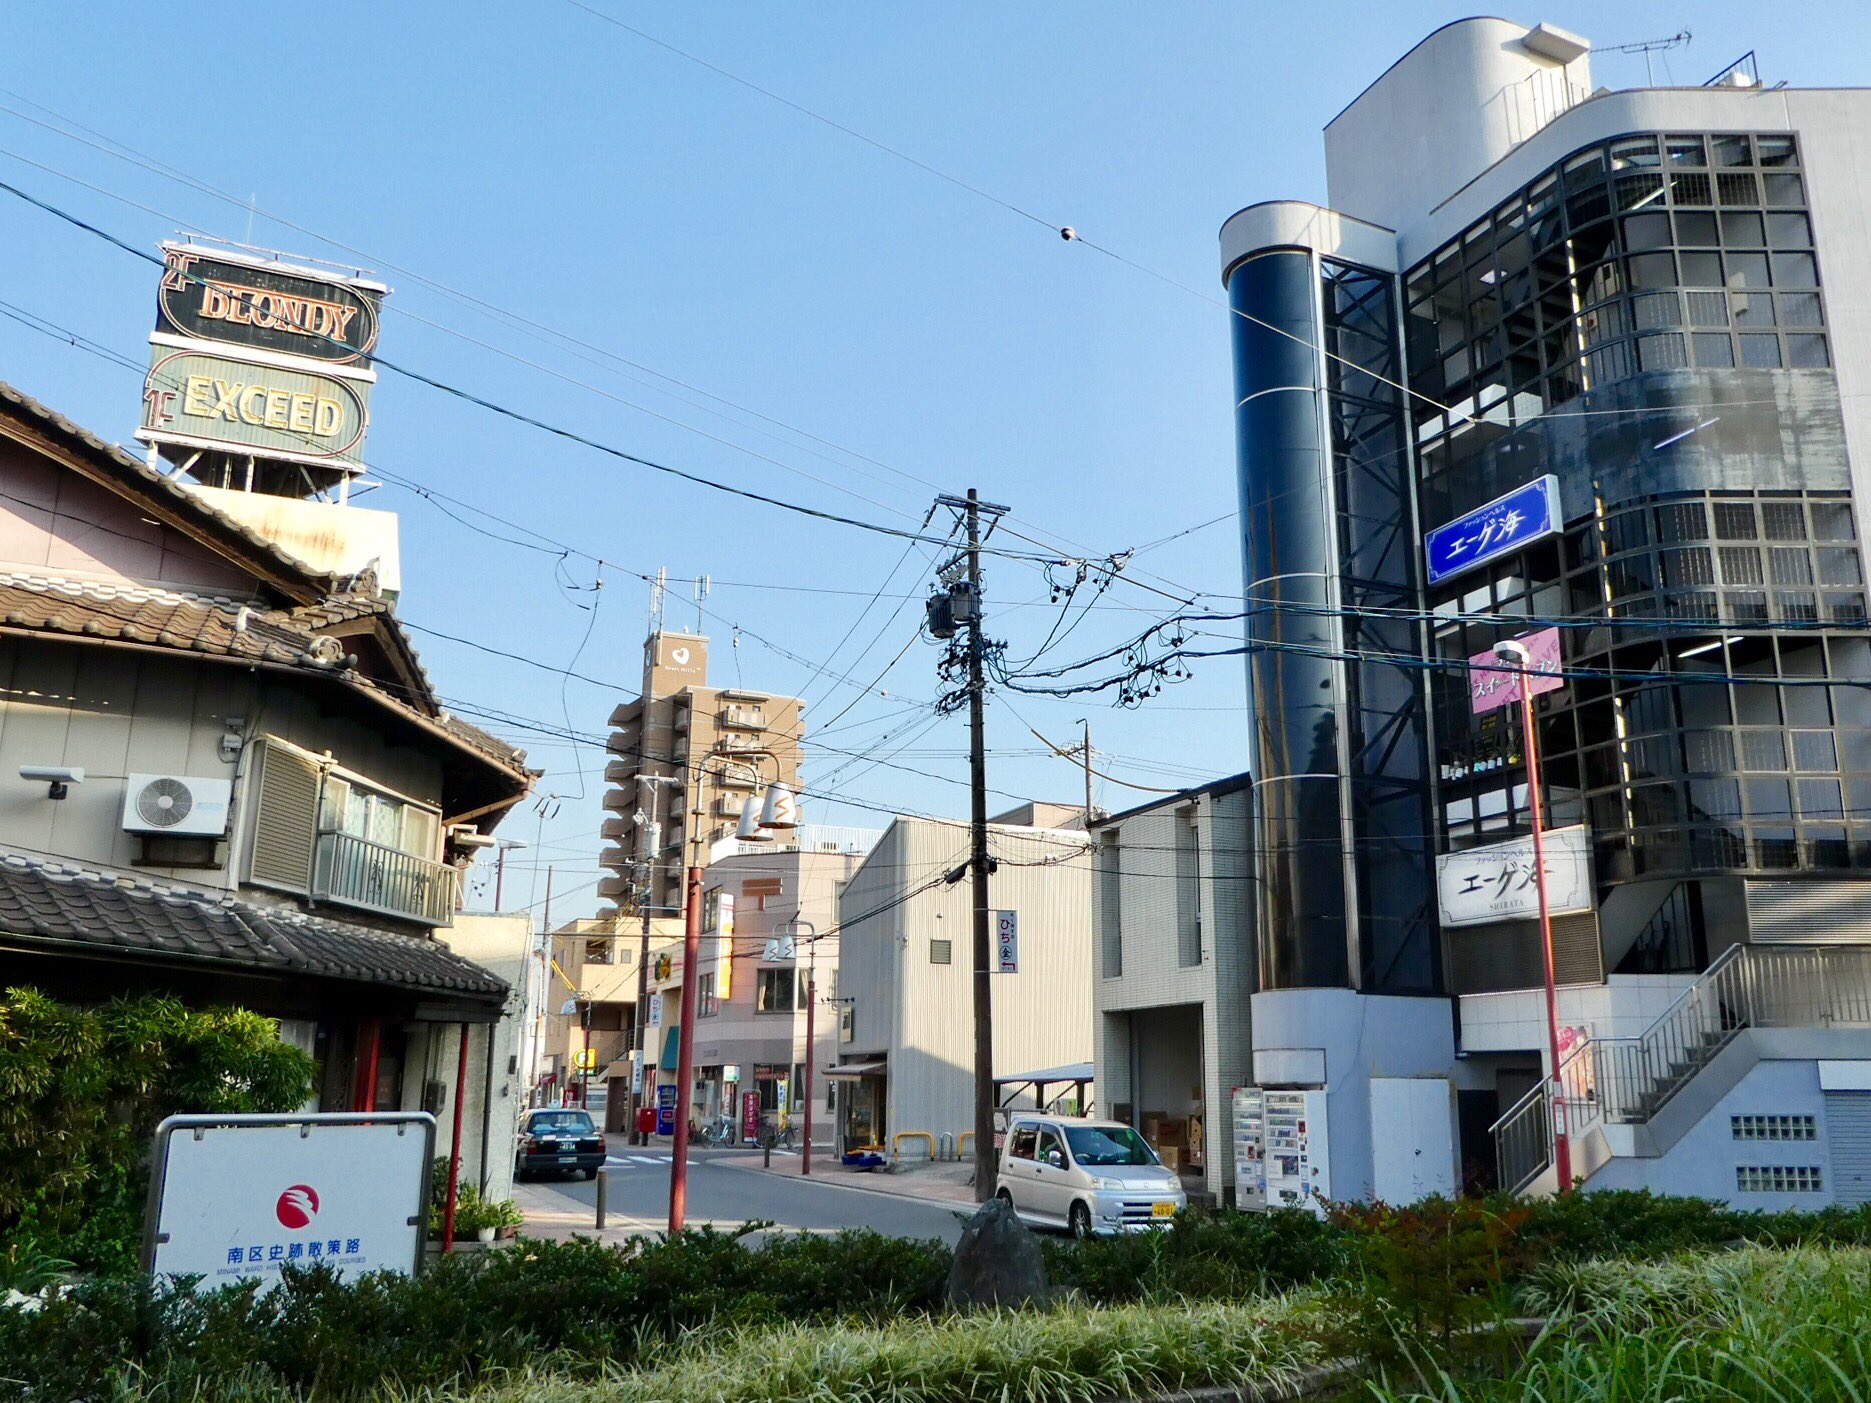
718 1150 980 1207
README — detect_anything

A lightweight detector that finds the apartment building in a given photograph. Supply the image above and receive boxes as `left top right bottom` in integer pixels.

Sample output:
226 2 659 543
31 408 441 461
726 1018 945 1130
1092 773 1255 1206
1223 19 1871 1206
599 630 804 919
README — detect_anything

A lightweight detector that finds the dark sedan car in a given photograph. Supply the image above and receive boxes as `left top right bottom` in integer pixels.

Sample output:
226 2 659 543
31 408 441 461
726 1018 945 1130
515 1108 606 1180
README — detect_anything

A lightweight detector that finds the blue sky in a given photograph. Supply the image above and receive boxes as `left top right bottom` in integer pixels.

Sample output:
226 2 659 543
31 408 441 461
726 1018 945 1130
3 4 1865 921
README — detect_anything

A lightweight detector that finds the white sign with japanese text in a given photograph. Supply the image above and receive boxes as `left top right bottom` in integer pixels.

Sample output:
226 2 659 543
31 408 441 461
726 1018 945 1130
1436 825 1592 927
995 909 1018 973
146 1113 433 1287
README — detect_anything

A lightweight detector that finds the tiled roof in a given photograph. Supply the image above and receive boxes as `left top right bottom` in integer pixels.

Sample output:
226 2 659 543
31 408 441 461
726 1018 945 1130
0 853 506 1002
0 573 530 777
0 380 342 600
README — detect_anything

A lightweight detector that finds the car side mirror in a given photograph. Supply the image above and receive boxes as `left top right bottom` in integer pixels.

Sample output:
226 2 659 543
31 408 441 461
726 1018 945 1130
1045 1149 1063 1169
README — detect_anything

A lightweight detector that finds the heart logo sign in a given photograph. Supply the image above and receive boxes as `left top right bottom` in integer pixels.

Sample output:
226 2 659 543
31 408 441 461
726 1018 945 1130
670 647 691 666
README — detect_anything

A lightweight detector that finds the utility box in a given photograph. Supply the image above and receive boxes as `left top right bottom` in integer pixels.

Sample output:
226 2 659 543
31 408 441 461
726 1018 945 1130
1369 1078 1458 1204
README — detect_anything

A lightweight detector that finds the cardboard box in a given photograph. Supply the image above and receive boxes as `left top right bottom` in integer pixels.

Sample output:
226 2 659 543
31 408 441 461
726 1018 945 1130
1158 1145 1183 1171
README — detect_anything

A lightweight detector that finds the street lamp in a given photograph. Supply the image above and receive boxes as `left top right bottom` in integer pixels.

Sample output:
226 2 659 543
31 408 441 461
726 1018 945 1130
789 917 819 1176
1495 636 1572 1195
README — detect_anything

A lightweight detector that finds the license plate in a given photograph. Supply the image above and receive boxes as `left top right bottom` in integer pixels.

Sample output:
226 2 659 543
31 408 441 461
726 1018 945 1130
557 1154 576 1163
1152 1202 1176 1218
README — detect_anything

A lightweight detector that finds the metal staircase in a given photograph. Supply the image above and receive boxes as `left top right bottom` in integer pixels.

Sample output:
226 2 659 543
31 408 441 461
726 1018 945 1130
1493 944 1871 1194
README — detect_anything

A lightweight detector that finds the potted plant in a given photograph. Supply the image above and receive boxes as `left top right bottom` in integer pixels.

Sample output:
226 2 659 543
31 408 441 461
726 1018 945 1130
486 1197 524 1240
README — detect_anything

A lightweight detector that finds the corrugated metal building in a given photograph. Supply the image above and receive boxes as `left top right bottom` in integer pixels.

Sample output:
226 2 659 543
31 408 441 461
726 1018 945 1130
832 816 1092 1154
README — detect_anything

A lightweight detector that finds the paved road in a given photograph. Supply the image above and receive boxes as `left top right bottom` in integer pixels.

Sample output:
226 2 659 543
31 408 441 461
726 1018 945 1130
530 1149 969 1243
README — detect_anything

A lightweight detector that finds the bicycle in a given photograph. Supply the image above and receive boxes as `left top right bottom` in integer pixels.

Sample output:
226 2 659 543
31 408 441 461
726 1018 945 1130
696 1115 736 1148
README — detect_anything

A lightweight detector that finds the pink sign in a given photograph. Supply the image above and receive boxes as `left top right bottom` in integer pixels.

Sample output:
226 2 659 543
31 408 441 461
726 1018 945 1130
1468 626 1563 715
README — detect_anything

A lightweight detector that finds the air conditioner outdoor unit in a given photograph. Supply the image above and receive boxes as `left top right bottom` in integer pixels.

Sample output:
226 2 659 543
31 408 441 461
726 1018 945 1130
122 773 233 837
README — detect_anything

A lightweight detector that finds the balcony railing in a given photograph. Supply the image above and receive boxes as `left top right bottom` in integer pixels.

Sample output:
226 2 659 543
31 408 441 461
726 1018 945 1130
314 831 458 927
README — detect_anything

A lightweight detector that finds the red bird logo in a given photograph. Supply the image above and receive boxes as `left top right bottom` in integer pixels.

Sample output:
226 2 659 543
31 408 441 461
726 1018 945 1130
275 1184 320 1230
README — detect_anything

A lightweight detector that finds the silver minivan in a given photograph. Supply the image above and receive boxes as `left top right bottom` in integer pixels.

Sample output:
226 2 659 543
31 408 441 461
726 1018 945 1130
995 1115 1186 1237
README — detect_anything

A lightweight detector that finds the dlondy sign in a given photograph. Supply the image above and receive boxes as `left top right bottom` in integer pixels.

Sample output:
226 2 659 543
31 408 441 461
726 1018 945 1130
157 244 383 365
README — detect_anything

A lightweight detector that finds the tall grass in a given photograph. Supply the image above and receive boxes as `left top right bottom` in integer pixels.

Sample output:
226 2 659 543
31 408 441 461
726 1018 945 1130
1373 1245 1871 1401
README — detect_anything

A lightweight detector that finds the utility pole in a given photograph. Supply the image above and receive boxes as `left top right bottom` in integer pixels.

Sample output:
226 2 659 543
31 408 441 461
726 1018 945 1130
1079 719 1094 822
527 866 555 1106
668 861 703 1233
626 774 676 1145
931 488 1008 1203
795 919 819 1176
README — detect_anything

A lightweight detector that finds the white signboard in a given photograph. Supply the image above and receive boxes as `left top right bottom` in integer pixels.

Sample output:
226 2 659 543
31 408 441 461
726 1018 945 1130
648 991 664 1027
1436 824 1592 928
995 909 1018 973
146 1113 433 1286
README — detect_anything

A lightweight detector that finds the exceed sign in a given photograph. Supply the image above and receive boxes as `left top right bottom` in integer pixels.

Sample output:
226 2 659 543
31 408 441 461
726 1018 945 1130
140 346 370 470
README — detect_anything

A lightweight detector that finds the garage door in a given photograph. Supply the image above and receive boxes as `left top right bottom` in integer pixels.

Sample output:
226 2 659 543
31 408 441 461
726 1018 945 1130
1825 1092 1871 1206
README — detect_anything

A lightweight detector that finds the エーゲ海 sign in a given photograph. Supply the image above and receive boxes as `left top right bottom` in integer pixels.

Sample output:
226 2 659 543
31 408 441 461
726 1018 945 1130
157 244 382 365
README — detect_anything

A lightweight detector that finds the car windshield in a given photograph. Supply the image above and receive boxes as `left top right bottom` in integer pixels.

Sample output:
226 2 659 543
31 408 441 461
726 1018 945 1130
529 1112 594 1133
1062 1125 1156 1166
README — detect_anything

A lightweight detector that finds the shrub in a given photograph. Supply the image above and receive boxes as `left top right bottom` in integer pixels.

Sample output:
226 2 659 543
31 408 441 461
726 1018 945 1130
0 987 316 1274
1047 1206 1350 1304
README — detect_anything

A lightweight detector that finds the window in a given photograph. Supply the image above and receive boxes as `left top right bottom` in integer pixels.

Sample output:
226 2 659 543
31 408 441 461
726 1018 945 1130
756 968 795 1013
930 938 952 965
1732 1114 1817 1141
322 777 440 861
698 971 717 1017
1062 1125 1156 1166
1008 1126 1037 1161
1099 834 1123 978
1034 1127 1066 1167
1736 1165 1823 1192
1175 807 1202 967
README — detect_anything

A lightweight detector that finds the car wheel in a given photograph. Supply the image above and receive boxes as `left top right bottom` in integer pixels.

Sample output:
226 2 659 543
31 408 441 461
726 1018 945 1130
1069 1201 1094 1240
583 1168 597 1180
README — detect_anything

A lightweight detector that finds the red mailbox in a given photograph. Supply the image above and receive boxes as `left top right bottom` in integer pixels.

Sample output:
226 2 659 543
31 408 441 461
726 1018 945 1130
636 1106 656 1136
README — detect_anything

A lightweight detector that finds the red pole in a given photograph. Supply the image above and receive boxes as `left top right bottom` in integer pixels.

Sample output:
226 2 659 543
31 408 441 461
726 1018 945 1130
803 951 816 1178
669 864 703 1233
1521 682 1573 1194
354 1017 381 1112
441 1022 471 1250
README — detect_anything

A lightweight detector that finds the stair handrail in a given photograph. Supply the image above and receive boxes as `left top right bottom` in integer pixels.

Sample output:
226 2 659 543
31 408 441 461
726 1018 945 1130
1488 1077 1552 1194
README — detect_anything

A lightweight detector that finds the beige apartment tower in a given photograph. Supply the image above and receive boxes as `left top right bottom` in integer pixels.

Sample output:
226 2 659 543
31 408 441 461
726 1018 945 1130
599 630 805 919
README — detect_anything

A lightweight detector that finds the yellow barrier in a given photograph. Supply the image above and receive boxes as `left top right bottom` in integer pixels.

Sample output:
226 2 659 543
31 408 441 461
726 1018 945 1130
958 1130 975 1161
893 1130 937 1162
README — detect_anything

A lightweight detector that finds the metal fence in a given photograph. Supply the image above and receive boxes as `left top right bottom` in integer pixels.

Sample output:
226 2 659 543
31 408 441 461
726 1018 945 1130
314 831 458 926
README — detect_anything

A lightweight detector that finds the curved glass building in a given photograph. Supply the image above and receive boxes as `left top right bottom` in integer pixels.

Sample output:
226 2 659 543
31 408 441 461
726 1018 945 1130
1222 19 1871 1207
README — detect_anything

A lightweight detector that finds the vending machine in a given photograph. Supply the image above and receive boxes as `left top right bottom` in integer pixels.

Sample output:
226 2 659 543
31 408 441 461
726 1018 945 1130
1261 1090 1331 1217
1231 1086 1267 1212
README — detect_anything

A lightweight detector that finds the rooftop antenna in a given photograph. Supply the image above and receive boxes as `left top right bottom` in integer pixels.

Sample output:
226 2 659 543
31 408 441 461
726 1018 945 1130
649 567 666 634
1603 30 1692 85
694 575 710 634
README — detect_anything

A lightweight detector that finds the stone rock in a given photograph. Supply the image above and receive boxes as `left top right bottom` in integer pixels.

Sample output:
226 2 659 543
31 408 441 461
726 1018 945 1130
945 1196 1051 1310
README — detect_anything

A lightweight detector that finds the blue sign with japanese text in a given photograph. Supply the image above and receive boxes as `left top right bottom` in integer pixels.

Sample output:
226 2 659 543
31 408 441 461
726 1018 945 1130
1424 475 1561 586
655 1084 677 1137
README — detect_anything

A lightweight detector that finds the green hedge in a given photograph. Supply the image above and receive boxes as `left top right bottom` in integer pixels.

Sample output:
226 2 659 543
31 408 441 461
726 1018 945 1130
9 1192 1871 1400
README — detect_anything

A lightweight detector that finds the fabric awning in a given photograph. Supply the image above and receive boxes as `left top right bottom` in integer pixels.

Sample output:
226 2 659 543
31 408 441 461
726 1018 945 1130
823 1060 886 1079
659 1026 682 1071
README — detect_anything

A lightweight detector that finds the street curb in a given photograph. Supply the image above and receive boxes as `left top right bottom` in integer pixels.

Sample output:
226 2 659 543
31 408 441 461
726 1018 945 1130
712 1154 978 1217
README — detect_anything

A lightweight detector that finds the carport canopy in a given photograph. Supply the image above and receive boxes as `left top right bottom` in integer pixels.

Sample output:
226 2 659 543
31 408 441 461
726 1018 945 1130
993 1060 1094 1114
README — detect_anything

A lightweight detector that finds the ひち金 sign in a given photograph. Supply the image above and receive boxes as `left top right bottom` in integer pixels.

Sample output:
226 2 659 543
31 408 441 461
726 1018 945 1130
995 910 1018 973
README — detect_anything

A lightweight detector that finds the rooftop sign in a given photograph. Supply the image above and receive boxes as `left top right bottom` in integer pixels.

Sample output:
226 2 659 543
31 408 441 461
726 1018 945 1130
158 244 382 365
139 343 371 471
1424 475 1561 587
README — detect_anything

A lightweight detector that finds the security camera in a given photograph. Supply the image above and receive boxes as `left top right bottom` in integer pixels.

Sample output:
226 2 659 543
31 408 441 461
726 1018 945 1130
20 765 83 800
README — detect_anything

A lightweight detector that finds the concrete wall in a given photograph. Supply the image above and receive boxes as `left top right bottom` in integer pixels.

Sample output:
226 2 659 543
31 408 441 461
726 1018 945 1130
1092 783 1256 1201
836 818 1093 1148
441 913 531 1201
1324 18 1593 235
